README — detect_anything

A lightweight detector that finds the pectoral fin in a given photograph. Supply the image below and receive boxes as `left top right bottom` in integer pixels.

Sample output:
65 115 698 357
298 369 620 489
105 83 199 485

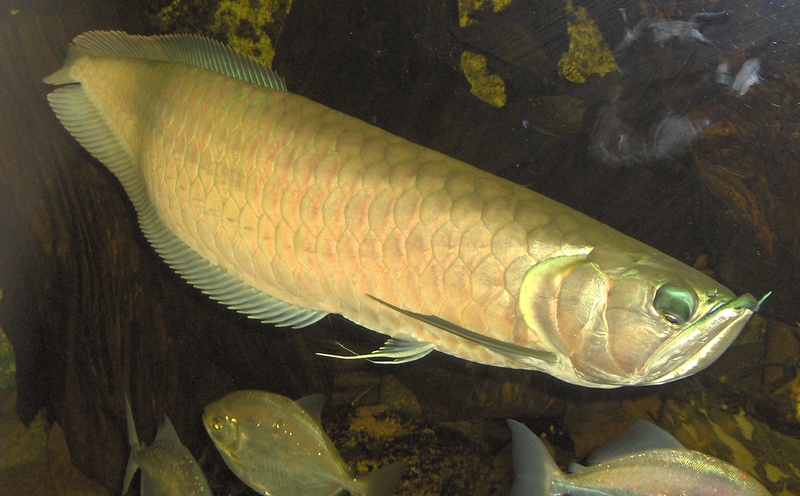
316 337 435 364
367 295 558 363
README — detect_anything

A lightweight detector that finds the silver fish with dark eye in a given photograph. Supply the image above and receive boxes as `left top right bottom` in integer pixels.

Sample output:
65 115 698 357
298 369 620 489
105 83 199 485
507 419 772 496
123 396 211 496
44 31 763 389
204 390 405 496
516 241 767 387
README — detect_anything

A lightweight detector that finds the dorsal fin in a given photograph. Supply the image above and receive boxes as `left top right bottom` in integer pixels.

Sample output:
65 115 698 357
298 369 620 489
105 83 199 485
586 420 686 465
45 31 327 329
50 30 286 90
296 394 326 425
156 415 181 443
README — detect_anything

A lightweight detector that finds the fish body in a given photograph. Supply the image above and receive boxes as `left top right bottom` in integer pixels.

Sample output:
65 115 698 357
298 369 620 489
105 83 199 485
45 31 761 388
507 419 772 496
123 396 212 496
615 11 727 53
732 58 762 96
203 390 405 496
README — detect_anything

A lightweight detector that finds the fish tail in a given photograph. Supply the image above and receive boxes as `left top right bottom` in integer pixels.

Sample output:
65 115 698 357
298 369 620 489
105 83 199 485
42 44 83 85
123 395 141 494
357 460 406 496
506 420 561 496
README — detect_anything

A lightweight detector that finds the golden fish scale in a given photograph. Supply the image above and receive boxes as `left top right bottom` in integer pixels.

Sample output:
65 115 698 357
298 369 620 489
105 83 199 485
75 56 625 366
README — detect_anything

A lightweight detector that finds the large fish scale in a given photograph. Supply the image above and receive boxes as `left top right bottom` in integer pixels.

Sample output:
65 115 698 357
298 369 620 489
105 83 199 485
45 31 760 387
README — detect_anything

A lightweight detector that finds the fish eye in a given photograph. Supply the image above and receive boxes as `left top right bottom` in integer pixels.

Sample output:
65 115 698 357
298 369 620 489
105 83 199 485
653 283 697 327
212 417 224 431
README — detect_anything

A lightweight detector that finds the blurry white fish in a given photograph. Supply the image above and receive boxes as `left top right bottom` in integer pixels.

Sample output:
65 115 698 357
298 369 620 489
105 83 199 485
652 115 709 158
506 419 772 496
716 60 732 86
650 19 712 45
124 396 212 495
732 58 762 96
203 390 405 496
615 11 726 53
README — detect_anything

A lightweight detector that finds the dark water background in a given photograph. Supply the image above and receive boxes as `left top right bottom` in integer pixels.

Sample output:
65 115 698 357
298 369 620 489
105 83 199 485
1 0 799 494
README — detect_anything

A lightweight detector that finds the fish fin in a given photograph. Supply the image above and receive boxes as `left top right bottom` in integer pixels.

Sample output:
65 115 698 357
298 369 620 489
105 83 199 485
754 291 771 312
123 395 140 494
45 65 326 329
138 209 327 326
506 420 560 496
44 33 318 327
156 414 180 443
567 462 586 474
295 394 326 425
45 30 286 91
316 337 435 364
586 420 685 465
367 295 558 363
358 460 406 496
140 472 158 496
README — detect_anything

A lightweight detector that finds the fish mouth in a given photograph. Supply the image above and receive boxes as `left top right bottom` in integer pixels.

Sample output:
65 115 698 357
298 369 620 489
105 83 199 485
640 292 762 385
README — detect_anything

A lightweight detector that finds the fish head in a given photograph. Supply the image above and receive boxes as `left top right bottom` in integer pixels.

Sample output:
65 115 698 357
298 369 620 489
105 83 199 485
203 398 243 455
519 247 761 387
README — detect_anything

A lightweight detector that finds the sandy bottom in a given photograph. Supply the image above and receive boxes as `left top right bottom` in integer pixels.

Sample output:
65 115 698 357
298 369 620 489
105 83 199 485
0 387 110 495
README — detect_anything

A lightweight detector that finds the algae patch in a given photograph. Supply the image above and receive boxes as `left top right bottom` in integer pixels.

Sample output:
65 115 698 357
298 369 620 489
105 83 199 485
460 50 507 107
557 0 618 83
155 0 292 67
457 0 512 28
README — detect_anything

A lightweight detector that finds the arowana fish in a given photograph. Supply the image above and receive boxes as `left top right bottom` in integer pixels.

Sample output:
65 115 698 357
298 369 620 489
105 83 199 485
203 390 405 496
45 31 764 388
506 418 772 495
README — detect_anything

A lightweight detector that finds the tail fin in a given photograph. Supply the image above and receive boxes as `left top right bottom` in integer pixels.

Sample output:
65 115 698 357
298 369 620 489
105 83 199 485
506 419 561 496
122 395 141 494
358 460 406 496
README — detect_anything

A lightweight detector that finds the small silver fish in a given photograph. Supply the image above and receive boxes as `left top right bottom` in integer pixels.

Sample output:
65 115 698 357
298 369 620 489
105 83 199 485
732 58 762 96
203 390 405 496
123 396 212 496
615 11 727 53
506 419 772 496
651 115 709 158
716 60 732 86
650 20 712 45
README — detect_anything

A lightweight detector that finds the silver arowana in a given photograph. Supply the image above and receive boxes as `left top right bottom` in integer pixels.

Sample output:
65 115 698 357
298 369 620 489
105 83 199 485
45 31 763 388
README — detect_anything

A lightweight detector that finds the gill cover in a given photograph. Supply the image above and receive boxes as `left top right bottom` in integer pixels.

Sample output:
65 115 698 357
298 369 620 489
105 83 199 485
519 251 759 386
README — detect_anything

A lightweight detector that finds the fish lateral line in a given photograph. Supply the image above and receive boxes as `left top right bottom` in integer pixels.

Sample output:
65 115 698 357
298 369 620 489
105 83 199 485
366 294 558 363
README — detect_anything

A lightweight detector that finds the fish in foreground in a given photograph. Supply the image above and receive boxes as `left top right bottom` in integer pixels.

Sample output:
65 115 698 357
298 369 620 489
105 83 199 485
45 31 765 388
507 420 769 496
506 418 772 496
123 396 212 495
203 390 405 496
